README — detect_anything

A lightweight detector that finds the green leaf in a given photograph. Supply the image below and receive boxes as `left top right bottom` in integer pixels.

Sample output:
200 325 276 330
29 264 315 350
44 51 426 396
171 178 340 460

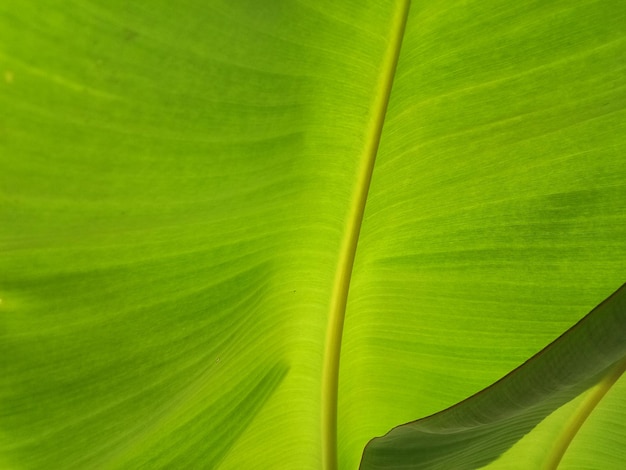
1 1 625 469
360 284 626 469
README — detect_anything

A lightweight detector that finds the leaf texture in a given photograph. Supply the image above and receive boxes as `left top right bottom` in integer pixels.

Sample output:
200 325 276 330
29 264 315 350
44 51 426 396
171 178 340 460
360 285 626 469
1 1 626 469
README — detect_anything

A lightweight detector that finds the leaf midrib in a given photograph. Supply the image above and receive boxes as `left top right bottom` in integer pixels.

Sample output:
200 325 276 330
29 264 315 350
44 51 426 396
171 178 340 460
544 358 626 469
320 2 411 469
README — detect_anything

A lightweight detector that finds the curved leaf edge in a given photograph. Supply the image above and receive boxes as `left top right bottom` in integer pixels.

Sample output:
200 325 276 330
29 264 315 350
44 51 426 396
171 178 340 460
360 283 626 469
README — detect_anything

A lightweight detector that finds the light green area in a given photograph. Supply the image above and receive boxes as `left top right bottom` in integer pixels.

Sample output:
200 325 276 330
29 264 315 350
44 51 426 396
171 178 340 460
560 366 626 469
1 1 625 469
338 1 626 468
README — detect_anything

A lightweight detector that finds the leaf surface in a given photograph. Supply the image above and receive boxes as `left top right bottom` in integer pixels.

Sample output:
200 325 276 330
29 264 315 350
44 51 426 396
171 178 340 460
359 285 626 469
1 1 625 469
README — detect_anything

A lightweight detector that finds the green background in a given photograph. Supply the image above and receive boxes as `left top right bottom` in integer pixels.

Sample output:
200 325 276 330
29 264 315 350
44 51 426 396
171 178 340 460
1 1 625 468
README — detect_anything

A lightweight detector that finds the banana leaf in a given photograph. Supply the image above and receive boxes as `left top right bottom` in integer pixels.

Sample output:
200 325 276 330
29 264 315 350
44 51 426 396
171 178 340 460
1 1 625 469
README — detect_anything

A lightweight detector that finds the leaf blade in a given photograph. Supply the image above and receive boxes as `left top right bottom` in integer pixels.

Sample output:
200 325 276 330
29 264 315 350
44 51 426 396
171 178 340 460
360 284 626 469
339 1 626 468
